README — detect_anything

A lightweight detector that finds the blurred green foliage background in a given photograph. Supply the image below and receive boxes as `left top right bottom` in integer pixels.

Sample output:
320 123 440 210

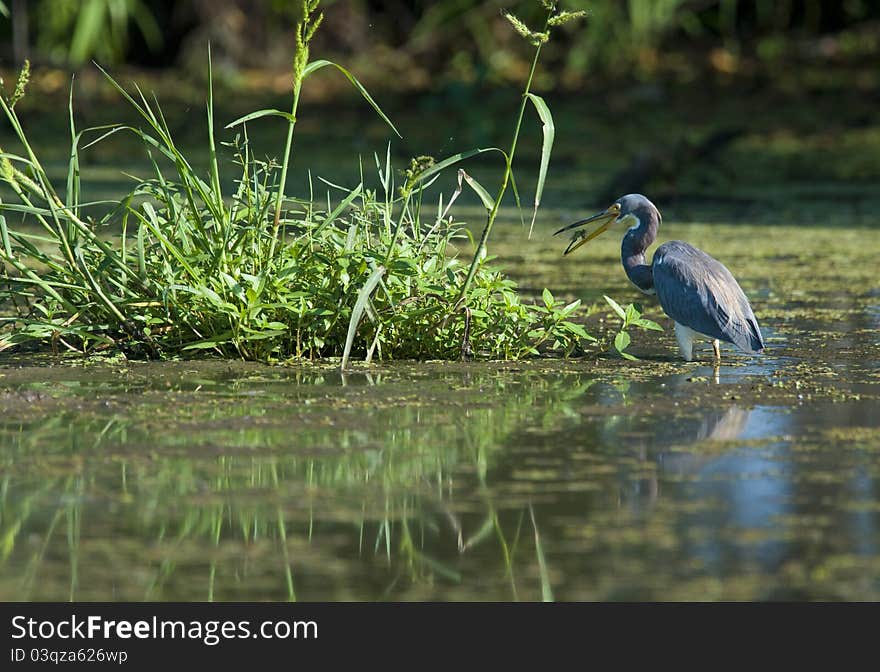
1 1 878 213
2 0 878 89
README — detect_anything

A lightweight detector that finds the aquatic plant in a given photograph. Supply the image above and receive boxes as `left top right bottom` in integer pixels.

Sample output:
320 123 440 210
602 295 663 359
0 1 637 364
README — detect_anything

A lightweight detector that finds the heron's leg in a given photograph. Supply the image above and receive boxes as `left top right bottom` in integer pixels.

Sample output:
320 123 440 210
674 322 694 361
712 339 721 361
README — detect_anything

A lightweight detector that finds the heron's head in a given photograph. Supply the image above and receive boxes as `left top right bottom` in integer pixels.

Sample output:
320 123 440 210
554 194 660 255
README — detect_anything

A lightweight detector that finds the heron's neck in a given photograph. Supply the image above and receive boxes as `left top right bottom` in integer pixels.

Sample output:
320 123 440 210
621 214 659 294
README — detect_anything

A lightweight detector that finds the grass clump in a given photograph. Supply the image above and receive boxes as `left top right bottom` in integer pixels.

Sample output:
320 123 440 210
0 1 602 364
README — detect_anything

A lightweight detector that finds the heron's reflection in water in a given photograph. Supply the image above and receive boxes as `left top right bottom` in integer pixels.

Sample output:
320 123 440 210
620 405 753 502
683 405 749 441
624 403 796 573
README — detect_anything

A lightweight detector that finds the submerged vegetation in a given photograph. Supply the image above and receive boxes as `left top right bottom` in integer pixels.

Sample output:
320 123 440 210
0 1 657 364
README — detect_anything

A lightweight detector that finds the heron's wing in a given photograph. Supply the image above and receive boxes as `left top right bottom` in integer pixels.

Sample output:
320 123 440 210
652 241 764 353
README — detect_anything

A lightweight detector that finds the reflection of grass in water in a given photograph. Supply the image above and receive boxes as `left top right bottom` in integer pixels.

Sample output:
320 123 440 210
67 488 80 601
0 474 82 600
0 370 594 600
530 504 553 602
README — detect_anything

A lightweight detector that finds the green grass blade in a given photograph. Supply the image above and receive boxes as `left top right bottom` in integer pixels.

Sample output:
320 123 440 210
457 169 495 211
225 109 297 129
0 211 12 257
525 93 554 239
313 183 363 236
136 216 147 280
79 125 126 150
341 265 385 370
508 167 526 228
95 64 157 130
302 59 401 138
413 147 507 185
66 79 81 220
206 44 224 220
73 246 128 325
133 203 200 281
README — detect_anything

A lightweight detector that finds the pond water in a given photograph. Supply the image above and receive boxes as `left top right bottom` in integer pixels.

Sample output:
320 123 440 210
0 213 877 601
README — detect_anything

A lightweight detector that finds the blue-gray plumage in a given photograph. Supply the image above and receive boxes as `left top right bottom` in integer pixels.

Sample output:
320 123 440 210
555 194 764 361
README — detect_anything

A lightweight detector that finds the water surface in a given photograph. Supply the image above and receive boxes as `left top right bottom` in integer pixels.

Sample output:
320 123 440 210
0 217 877 601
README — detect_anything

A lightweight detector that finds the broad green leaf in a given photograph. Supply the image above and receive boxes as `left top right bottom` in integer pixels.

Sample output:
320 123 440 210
390 258 417 275
603 295 627 321
562 321 596 340
560 299 581 317
525 93 555 239
634 318 664 331
542 287 554 307
219 271 246 302
625 302 640 325
614 330 631 353
196 285 225 306
239 328 287 341
181 332 234 350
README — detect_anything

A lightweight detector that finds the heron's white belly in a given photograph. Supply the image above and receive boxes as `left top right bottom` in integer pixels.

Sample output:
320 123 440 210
674 322 714 361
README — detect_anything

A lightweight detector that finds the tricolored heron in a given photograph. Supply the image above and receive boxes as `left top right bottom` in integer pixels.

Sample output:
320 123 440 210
555 194 764 362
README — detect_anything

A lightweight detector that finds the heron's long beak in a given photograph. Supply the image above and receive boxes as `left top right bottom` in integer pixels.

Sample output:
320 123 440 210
554 204 621 255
